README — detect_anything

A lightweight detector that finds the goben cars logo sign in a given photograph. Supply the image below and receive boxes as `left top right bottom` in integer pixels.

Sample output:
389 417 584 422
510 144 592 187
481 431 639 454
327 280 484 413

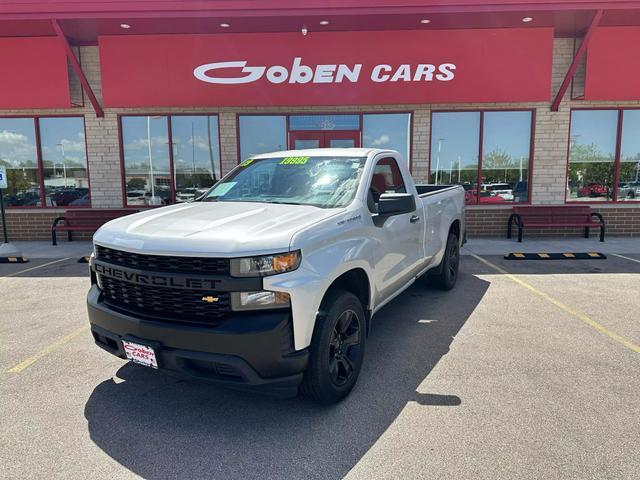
193 58 456 85
99 29 553 107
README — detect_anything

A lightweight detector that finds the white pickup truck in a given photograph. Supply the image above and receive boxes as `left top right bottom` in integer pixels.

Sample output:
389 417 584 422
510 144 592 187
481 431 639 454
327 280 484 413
87 148 465 403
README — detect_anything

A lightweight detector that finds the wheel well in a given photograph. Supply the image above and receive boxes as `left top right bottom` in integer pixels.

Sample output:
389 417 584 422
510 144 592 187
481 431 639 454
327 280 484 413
325 268 370 312
449 219 461 239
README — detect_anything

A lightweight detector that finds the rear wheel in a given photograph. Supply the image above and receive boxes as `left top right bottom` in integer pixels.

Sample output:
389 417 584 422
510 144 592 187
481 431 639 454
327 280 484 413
299 290 365 404
427 232 460 290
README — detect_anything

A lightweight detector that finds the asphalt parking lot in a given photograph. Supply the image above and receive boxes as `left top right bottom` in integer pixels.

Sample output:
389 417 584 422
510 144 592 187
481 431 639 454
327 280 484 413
1 249 639 479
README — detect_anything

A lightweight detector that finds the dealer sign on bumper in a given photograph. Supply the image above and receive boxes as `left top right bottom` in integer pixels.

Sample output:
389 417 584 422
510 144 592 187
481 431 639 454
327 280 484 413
122 340 158 369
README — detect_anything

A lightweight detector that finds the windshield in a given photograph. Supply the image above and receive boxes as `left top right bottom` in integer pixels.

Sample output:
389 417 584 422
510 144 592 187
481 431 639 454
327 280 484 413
202 156 367 208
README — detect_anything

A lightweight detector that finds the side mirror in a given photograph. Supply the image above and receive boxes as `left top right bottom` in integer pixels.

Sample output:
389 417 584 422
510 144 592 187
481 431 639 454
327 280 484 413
377 193 415 216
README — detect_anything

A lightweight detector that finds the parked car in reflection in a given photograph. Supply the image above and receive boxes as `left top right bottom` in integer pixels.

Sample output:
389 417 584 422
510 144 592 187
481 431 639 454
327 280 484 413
49 188 89 206
175 187 209 203
69 193 91 206
127 189 169 206
5 190 40 206
483 183 514 201
618 181 640 199
465 189 507 204
577 183 609 198
512 181 528 202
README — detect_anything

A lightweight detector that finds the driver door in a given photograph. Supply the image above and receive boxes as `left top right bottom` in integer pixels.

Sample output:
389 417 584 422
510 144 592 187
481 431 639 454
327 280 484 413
368 157 423 301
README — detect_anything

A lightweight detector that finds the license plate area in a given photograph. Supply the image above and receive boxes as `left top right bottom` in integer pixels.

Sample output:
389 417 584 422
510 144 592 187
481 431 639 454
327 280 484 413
122 339 159 369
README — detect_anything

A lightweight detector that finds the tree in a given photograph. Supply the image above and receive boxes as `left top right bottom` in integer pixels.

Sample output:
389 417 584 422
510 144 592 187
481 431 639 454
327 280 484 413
127 178 146 190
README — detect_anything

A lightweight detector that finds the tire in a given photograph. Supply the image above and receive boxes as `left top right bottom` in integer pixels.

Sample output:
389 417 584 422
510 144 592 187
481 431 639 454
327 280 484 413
299 290 366 404
427 232 460 290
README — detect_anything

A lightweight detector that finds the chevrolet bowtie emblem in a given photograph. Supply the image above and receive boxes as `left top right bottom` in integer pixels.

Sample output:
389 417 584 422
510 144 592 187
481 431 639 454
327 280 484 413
201 296 219 303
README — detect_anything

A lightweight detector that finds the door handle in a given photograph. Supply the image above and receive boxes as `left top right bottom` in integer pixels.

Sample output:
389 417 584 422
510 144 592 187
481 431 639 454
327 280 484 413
410 215 420 223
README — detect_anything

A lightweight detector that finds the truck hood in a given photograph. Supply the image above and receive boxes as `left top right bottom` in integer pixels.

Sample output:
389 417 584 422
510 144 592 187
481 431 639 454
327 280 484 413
93 201 341 256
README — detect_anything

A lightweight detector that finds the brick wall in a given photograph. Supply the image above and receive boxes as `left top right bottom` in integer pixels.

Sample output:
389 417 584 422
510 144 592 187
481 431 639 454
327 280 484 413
1 40 640 239
465 205 640 237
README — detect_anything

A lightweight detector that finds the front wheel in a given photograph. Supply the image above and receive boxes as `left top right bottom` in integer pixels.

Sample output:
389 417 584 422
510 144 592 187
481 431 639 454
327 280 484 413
299 290 365 404
427 232 460 290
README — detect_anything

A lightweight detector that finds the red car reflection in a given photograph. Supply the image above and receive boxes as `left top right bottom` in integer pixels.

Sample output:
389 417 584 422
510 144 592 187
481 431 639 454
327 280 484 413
577 183 609 198
465 189 507 204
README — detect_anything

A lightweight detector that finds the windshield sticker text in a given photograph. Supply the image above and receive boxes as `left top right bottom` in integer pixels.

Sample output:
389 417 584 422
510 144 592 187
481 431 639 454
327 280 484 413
280 156 310 165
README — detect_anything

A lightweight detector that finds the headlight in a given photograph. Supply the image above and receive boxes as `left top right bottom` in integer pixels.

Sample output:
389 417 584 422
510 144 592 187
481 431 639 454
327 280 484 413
231 291 291 311
230 251 301 277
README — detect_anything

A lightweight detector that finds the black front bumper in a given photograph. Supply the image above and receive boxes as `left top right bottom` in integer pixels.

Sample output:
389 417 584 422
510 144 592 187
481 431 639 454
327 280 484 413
87 286 308 397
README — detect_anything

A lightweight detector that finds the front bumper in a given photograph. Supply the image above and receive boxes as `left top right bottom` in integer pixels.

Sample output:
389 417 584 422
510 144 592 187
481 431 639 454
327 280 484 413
87 285 308 397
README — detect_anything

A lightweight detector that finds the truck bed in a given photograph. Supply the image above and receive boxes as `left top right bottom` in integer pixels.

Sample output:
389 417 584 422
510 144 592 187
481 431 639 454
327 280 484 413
415 184 459 197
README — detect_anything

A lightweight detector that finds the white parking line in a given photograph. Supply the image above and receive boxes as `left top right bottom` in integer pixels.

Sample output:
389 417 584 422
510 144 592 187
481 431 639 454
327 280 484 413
612 253 640 264
0 257 73 278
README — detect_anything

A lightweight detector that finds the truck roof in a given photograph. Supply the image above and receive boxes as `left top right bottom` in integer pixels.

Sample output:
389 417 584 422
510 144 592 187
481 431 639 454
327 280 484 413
251 148 396 159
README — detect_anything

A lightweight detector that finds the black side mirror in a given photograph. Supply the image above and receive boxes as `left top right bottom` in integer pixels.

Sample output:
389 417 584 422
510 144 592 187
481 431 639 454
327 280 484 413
377 193 415 216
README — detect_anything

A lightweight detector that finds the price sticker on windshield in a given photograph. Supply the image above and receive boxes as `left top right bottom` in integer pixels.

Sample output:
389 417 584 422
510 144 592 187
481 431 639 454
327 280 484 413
280 156 309 165
0 166 7 189
239 158 254 167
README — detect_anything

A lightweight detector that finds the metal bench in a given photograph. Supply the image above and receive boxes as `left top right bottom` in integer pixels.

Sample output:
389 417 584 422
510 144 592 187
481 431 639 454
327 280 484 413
51 209 139 245
507 206 605 242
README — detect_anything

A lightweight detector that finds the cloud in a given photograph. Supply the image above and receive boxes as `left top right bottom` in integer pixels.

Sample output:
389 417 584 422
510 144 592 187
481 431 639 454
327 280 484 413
0 129 37 163
125 136 169 150
372 134 391 146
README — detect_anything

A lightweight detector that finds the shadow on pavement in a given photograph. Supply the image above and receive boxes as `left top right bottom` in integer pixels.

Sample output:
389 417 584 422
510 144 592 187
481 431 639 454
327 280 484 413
84 265 489 480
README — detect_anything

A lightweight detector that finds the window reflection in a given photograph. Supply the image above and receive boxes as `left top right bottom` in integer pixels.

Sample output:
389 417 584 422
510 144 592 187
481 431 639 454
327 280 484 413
0 118 40 206
171 116 220 202
363 113 411 165
618 110 640 201
40 117 89 206
430 112 480 204
482 111 532 203
567 110 617 202
122 116 171 206
239 116 286 160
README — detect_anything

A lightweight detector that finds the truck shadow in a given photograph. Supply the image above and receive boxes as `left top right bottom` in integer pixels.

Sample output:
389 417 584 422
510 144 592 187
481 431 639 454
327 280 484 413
84 263 490 480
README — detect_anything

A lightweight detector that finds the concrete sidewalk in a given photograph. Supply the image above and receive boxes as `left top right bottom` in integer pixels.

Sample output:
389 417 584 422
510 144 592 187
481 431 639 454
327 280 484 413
463 236 640 255
7 236 639 260
9 241 93 259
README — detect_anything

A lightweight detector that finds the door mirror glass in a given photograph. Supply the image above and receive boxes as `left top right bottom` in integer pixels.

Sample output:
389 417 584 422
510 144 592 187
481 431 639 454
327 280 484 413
377 193 415 216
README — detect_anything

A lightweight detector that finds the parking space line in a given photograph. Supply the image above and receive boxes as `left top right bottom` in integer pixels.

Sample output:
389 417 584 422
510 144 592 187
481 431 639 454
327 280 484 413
469 253 640 354
0 257 73 278
7 325 90 373
612 253 640 265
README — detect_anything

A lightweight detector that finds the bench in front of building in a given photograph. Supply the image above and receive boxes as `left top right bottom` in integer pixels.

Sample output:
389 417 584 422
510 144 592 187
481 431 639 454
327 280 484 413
507 206 606 242
51 209 139 245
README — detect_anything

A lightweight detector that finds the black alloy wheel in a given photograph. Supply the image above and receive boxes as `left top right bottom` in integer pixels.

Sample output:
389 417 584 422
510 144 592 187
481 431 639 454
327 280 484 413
300 290 366 404
328 309 362 387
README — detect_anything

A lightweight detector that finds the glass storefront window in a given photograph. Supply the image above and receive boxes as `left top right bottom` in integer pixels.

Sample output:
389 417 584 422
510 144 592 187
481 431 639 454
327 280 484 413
482 111 532 203
171 115 220 203
430 112 481 204
289 114 360 131
39 117 89 206
618 110 640 201
121 116 171 206
238 115 286 160
567 110 618 202
0 118 40 207
431 111 533 204
363 113 411 165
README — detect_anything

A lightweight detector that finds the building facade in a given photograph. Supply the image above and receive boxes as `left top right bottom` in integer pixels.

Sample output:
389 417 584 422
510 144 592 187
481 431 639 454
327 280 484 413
1 1 639 239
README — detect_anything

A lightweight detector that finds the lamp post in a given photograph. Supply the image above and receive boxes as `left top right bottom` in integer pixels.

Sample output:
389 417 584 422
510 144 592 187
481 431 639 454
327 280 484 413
56 143 67 186
435 137 445 185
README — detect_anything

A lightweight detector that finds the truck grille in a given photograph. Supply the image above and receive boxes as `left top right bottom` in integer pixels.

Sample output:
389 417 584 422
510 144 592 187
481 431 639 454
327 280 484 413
99 275 231 326
95 245 230 275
